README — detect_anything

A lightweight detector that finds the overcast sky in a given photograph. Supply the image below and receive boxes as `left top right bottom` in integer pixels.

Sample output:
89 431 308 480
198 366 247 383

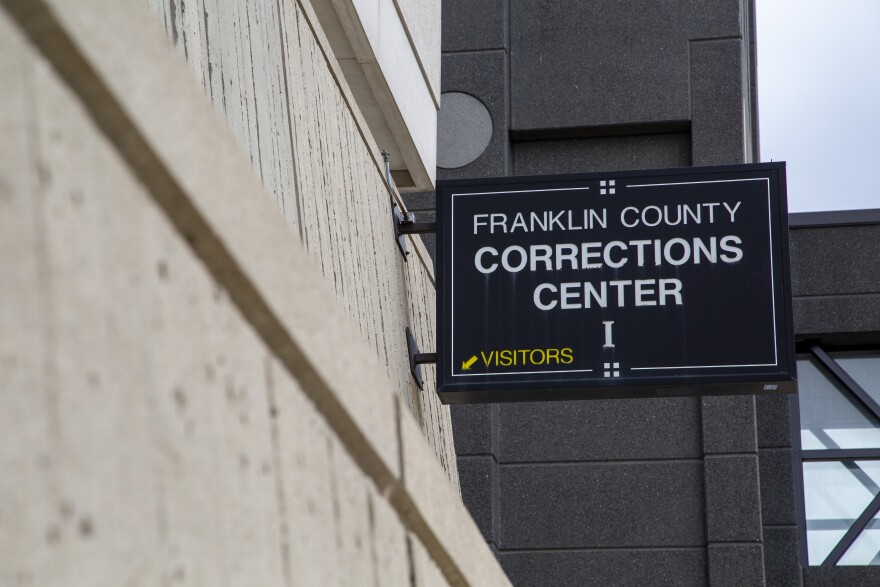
756 0 880 213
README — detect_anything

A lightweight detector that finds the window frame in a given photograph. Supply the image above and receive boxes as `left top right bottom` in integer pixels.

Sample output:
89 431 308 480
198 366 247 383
793 342 880 566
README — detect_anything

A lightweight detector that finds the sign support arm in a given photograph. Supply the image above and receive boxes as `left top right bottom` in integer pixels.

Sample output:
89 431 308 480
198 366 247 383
406 327 437 389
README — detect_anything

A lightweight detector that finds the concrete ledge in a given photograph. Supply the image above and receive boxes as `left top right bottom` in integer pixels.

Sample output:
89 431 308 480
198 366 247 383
500 550 707 587
803 566 880 587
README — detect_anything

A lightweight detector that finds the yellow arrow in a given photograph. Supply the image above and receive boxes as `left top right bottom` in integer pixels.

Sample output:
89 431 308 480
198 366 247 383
461 355 478 370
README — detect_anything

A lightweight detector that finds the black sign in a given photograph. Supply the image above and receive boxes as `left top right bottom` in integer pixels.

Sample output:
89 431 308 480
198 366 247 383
435 163 795 403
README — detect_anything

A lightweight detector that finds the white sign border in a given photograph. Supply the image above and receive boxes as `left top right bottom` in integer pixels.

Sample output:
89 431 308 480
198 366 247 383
448 177 778 378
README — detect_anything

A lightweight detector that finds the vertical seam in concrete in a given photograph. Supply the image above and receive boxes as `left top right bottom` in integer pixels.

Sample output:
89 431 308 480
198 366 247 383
243 10 265 185
686 37 695 164
699 399 711 582
216 0 229 118
491 403 501 549
264 356 294 587
27 53 64 463
504 0 512 175
395 394 408 489
178 0 190 62
168 0 179 46
365 490 382 587
201 2 214 102
386 0 440 110
751 399 768 567
746 0 759 161
395 397 419 586
405 534 419 587
326 435 346 553
738 7 751 165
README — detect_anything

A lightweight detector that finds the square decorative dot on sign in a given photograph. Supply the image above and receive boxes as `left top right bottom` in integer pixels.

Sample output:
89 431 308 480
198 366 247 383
602 362 621 378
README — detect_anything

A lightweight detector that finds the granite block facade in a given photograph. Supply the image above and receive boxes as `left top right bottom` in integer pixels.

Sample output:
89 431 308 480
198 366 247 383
435 1 880 585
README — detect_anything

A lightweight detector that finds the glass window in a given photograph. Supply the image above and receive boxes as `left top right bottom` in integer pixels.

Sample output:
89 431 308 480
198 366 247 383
840 513 880 565
799 357 880 449
797 348 880 566
832 352 880 405
804 461 880 564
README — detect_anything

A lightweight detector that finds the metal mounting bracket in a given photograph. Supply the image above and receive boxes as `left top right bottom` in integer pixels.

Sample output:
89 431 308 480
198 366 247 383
392 203 409 258
381 149 436 259
393 205 437 259
406 327 437 390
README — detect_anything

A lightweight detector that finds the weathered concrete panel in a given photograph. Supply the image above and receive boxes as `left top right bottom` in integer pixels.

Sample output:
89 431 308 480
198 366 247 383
0 3 506 587
148 0 458 485
0 22 346 583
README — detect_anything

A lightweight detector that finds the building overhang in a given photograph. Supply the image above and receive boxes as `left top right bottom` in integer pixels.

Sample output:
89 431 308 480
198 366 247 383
311 0 439 191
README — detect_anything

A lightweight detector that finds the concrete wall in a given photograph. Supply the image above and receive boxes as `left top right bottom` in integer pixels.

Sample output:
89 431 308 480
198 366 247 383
145 0 455 477
0 1 508 586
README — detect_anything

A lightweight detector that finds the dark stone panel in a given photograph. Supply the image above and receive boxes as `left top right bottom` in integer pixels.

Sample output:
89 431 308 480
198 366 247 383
499 462 705 548
746 0 760 161
458 456 495 541
756 394 793 449
497 397 701 463
512 133 691 176
401 193 436 261
803 567 880 587
707 543 765 587
411 210 435 223
500 549 707 587
442 0 506 52
451 403 494 454
793 294 880 336
510 0 741 131
702 395 758 455
790 225 880 297
402 191 435 211
704 455 762 542
759 448 797 526
690 38 747 166
763 527 803 587
440 52 510 178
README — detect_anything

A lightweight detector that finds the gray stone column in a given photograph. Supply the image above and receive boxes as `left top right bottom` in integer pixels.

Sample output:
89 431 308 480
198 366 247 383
702 396 766 586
